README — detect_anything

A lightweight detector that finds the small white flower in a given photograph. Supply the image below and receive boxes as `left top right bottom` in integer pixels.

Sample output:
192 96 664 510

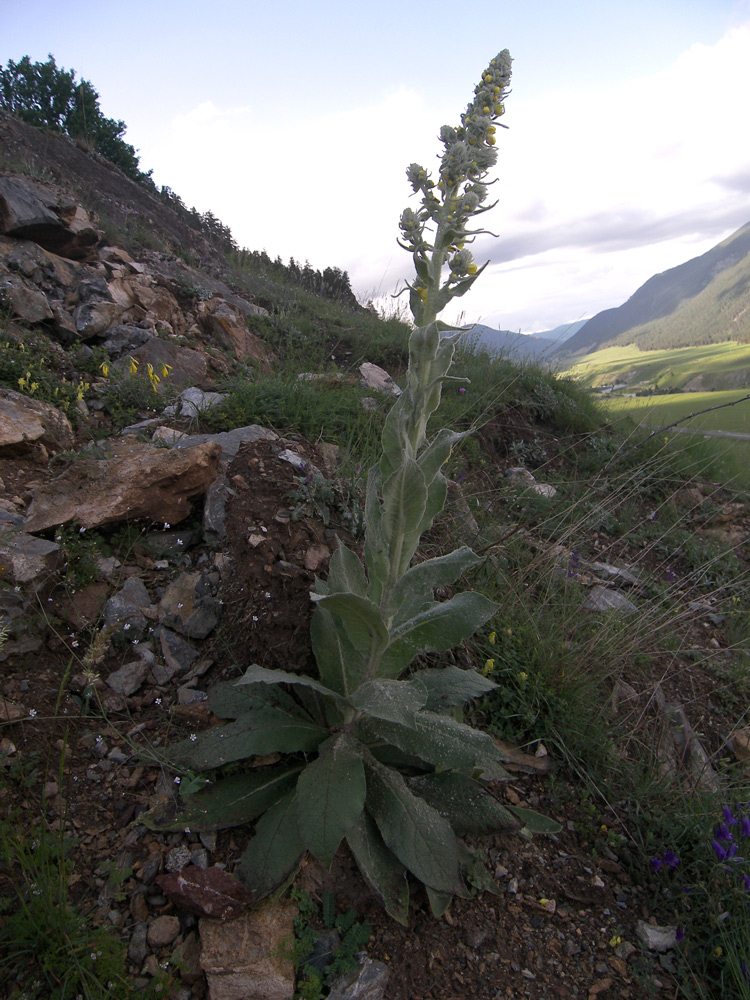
95 735 103 744
177 603 183 609
72 640 79 648
174 776 181 784
189 733 197 742
265 592 271 599
177 538 183 546
123 623 131 630
28 708 37 718
252 615 258 622
184 827 191 834
155 698 162 705
163 522 171 529
79 527 86 534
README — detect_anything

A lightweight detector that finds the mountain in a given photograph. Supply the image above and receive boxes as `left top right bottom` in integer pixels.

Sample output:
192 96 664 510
535 319 589 344
558 221 750 356
464 324 558 360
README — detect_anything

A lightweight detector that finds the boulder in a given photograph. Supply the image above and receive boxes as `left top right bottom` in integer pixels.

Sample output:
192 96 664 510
0 177 99 262
199 901 297 1000
158 571 222 639
0 530 62 589
196 298 274 370
359 362 402 397
127 337 209 389
23 441 222 532
0 271 53 323
0 389 74 456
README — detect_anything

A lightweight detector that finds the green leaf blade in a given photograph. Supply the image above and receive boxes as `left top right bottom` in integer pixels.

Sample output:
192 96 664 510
365 757 463 894
236 792 305 897
295 735 367 867
346 811 410 926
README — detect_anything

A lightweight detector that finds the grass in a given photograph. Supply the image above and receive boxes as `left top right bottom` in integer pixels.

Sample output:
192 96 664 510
562 341 750 392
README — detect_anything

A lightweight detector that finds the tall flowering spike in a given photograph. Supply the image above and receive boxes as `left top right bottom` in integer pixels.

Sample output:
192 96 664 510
399 50 512 328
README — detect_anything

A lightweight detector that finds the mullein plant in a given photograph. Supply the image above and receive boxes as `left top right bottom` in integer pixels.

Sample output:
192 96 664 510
145 50 557 922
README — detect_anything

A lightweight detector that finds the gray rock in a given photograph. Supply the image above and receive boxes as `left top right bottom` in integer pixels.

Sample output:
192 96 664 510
101 324 153 357
582 585 638 614
173 424 278 461
635 920 678 953
166 845 193 874
147 914 181 948
203 474 233 541
586 561 643 587
103 576 152 636
128 921 149 966
0 530 61 589
165 386 228 419
158 571 221 639
157 626 198 679
327 955 390 1000
105 659 150 697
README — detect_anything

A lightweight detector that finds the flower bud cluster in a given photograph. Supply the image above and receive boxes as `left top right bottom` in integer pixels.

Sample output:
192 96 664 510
399 51 512 326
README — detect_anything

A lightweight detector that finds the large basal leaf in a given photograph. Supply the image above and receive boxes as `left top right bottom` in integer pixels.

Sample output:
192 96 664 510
415 666 498 711
387 547 483 628
236 792 305 897
359 711 508 778
295 734 366 867
163 705 328 771
364 757 463 895
425 885 453 918
140 763 303 832
408 772 519 836
378 590 499 679
350 678 427 727
207 680 307 721
507 806 563 835
309 593 389 661
236 663 347 708
310 604 367 699
346 810 409 926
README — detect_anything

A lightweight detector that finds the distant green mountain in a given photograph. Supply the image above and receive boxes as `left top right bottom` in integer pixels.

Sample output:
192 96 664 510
558 221 750 356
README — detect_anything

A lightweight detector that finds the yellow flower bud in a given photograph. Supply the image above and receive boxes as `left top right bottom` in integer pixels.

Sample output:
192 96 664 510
467 264 478 274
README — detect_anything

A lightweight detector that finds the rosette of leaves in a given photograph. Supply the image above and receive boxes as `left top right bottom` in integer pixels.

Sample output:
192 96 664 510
144 51 559 923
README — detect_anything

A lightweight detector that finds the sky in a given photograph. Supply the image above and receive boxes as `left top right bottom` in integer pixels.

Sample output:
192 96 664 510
2 0 750 333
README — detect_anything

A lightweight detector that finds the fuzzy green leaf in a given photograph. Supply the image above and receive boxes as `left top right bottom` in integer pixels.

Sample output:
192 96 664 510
359 711 508 778
309 593 389 662
425 886 453 918
141 763 303 832
415 666 498 711
350 678 427 726
507 806 563 835
417 428 469 487
346 810 409 926
378 591 499 679
207 680 307 721
381 457 427 577
235 792 305 897
363 466 389 605
163 705 328 771
235 663 348 708
387 547 482 627
310 605 367 698
295 735 367 867
408 772 519 836
321 540 369 599
365 757 463 894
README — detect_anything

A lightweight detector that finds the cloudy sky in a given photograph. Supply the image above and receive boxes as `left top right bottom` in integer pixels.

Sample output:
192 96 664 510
3 0 750 333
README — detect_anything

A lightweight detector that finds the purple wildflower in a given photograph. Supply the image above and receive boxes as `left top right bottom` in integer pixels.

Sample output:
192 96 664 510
740 816 750 839
663 850 680 868
713 839 729 861
723 805 738 826
676 926 685 942
650 856 663 872
743 875 750 892
716 822 733 842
